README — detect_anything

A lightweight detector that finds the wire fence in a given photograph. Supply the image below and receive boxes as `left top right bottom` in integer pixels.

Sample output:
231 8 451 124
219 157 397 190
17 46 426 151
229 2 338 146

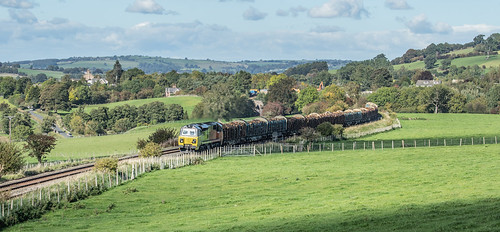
221 135 499 156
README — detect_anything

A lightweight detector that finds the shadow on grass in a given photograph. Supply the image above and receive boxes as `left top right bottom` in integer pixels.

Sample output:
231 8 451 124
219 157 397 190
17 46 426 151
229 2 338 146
238 198 500 232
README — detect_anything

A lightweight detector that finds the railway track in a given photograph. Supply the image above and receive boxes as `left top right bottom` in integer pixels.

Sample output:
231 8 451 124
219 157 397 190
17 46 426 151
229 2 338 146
0 148 180 197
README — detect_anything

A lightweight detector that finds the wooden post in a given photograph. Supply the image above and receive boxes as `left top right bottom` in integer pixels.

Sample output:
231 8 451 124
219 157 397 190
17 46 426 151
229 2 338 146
372 142 375 150
392 140 394 149
307 144 310 153
472 137 474 145
253 145 256 156
342 143 344 151
353 142 355 150
332 144 334 152
364 142 366 150
281 145 283 154
428 140 430 147
460 138 462 146
444 139 446 146
496 136 497 144
402 140 404 149
414 140 416 148
381 141 383 150
483 137 485 145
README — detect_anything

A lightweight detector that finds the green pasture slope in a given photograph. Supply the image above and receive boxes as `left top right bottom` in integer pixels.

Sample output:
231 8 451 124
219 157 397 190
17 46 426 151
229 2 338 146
362 113 500 141
393 53 500 71
9 144 500 231
74 95 202 116
44 119 197 162
18 68 65 79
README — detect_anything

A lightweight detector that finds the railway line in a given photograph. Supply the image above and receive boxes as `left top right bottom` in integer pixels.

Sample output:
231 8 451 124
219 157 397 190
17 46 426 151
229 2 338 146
0 148 181 198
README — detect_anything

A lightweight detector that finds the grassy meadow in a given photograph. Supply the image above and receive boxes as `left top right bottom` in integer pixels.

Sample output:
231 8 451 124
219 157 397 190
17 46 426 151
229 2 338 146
361 113 500 141
9 144 500 231
73 95 202 115
17 68 65 79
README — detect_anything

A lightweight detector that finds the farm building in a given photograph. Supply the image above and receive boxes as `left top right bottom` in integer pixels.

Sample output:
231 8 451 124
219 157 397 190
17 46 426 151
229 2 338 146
416 80 442 87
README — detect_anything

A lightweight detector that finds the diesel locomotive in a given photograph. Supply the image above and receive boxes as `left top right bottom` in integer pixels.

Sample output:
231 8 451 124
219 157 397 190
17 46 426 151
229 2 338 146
178 103 379 151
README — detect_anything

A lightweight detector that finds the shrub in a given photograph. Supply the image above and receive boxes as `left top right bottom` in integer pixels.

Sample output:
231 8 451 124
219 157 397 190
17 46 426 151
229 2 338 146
316 122 334 136
94 157 118 172
333 124 344 138
299 127 319 141
136 138 148 150
139 142 161 157
0 142 24 179
148 127 177 145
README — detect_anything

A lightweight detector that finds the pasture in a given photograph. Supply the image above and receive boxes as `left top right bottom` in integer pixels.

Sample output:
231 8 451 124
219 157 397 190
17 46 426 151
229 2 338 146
72 95 202 116
361 113 500 141
9 144 500 231
17 68 65 79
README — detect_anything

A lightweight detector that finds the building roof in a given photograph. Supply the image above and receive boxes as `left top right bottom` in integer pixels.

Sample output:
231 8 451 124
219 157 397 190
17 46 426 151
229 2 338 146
416 80 441 87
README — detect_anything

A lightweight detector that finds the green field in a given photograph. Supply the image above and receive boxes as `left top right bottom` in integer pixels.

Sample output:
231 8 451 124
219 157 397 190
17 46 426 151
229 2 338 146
393 60 425 70
43 119 197 162
393 53 500 71
446 47 474 55
362 113 500 141
73 95 202 116
18 68 65 79
450 54 500 68
9 144 500 231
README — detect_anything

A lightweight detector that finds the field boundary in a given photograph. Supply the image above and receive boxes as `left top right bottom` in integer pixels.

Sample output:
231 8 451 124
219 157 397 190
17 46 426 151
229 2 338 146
222 135 499 156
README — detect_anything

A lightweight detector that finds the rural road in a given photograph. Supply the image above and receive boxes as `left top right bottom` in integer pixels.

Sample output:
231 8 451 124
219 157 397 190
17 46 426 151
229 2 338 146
28 110 72 138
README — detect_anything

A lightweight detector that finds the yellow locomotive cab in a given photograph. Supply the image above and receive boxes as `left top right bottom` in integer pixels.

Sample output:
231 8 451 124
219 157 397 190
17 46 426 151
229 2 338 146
178 127 199 150
179 122 223 151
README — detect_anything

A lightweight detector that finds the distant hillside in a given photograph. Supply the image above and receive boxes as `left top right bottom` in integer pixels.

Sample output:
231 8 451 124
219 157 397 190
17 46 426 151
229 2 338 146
14 55 351 74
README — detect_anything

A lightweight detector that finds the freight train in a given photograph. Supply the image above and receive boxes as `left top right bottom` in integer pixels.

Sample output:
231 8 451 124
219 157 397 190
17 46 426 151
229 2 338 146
178 103 379 151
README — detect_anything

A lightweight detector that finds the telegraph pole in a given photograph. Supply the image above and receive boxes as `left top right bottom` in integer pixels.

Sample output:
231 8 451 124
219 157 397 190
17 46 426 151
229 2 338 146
7 116 14 143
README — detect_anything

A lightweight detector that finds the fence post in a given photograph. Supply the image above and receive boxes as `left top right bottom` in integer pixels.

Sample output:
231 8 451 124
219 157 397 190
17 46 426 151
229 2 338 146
414 140 416 148
342 143 344 151
428 140 431 147
392 141 394 149
372 142 375 150
444 139 446 146
402 140 405 149
460 138 462 146
472 137 474 145
353 142 355 150
496 136 498 144
483 137 485 145
281 145 283 154
364 142 366 150
381 141 383 150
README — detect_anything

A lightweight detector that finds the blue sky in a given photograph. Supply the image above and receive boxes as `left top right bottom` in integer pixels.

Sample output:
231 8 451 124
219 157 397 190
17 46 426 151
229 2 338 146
1 0 500 62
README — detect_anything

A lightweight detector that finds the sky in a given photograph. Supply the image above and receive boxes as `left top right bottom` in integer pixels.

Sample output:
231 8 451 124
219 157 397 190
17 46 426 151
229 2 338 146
1 0 500 62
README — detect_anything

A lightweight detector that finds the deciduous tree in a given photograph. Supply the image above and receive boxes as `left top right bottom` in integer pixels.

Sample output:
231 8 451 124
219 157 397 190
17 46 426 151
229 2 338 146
25 134 56 164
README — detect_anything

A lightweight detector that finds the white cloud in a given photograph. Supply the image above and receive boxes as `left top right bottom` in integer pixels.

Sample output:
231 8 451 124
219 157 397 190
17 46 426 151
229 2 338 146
126 0 176 15
384 0 412 10
310 25 344 33
309 0 368 19
243 7 267 21
453 24 500 34
276 6 307 17
8 9 37 24
0 0 36 9
406 14 452 34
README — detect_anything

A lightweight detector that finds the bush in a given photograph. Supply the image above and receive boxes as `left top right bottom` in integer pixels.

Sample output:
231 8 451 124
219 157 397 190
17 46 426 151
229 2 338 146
139 142 162 157
299 127 319 141
136 138 148 150
0 142 25 178
94 157 118 172
148 127 177 145
316 122 334 136
333 124 344 138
